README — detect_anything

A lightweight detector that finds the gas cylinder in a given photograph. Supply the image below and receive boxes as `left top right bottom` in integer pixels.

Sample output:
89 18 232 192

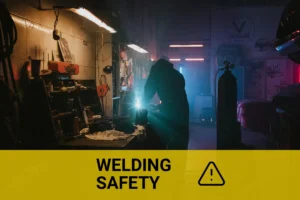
217 61 241 149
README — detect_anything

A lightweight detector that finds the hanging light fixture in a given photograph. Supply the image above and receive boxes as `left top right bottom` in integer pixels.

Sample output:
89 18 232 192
68 8 116 33
127 44 148 54
169 58 181 61
170 44 204 48
185 58 205 61
38 2 116 34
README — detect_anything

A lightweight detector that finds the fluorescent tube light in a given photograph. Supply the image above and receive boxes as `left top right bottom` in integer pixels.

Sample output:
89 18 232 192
69 8 116 33
185 58 205 61
169 44 203 48
169 58 181 61
127 44 148 53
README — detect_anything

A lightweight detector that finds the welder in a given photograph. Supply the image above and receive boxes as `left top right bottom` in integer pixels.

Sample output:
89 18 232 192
142 58 189 150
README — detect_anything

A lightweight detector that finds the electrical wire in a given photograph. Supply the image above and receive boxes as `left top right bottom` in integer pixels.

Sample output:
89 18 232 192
53 9 59 30
96 41 117 63
97 35 114 116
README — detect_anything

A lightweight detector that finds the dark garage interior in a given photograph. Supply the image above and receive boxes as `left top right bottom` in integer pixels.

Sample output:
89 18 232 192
1 0 300 150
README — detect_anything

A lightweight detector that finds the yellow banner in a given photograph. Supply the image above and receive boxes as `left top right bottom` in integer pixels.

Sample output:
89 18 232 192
0 151 298 200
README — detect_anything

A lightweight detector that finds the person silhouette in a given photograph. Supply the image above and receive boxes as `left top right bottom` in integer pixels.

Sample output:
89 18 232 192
143 58 189 149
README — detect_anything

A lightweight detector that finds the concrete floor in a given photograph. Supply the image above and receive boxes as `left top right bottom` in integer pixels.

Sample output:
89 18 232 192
188 123 276 150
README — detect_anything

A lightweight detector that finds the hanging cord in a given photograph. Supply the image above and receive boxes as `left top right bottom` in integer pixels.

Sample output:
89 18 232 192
53 9 59 30
0 2 18 94
100 75 108 116
96 41 117 63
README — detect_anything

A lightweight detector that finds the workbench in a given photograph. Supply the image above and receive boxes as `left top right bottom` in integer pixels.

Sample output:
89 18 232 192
57 123 166 150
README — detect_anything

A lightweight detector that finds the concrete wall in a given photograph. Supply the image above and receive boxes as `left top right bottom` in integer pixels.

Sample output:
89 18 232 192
160 5 294 100
210 6 294 100
5 0 114 116
111 0 158 59
96 32 113 116
154 4 294 118
155 4 294 100
161 6 211 42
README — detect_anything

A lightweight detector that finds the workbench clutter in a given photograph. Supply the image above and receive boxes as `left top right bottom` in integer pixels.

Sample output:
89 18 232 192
48 61 79 75
97 75 110 115
78 113 146 141
83 125 146 141
16 53 151 149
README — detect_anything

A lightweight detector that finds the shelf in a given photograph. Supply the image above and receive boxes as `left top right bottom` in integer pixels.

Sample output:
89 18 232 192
50 88 95 94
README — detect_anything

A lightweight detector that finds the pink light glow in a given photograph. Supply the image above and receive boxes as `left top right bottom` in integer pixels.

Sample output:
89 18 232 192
169 44 204 48
185 58 205 61
298 65 300 82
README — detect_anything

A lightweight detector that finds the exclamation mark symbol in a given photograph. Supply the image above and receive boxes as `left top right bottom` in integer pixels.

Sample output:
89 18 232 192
210 168 213 181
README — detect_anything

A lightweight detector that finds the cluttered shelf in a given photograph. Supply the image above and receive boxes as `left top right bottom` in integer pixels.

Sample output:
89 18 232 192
41 75 157 150
50 88 95 94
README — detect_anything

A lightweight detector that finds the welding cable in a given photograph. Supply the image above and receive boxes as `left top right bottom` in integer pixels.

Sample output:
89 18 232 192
54 9 59 30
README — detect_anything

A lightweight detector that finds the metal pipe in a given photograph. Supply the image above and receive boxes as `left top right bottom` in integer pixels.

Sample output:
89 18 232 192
101 32 104 78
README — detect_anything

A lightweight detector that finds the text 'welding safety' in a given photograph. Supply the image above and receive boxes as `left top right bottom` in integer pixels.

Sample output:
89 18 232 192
96 158 171 189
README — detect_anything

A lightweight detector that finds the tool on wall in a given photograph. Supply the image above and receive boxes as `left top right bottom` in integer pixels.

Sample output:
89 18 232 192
103 65 113 74
97 75 110 115
40 51 52 76
58 38 72 62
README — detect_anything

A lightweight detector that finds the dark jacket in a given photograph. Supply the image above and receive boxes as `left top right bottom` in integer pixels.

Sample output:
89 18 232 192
143 59 189 128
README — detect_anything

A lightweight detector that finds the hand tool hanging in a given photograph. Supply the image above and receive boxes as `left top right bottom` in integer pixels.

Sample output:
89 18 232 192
97 74 110 116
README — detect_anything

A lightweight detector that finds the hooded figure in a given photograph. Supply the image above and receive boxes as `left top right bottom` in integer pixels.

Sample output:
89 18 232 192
143 59 189 149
